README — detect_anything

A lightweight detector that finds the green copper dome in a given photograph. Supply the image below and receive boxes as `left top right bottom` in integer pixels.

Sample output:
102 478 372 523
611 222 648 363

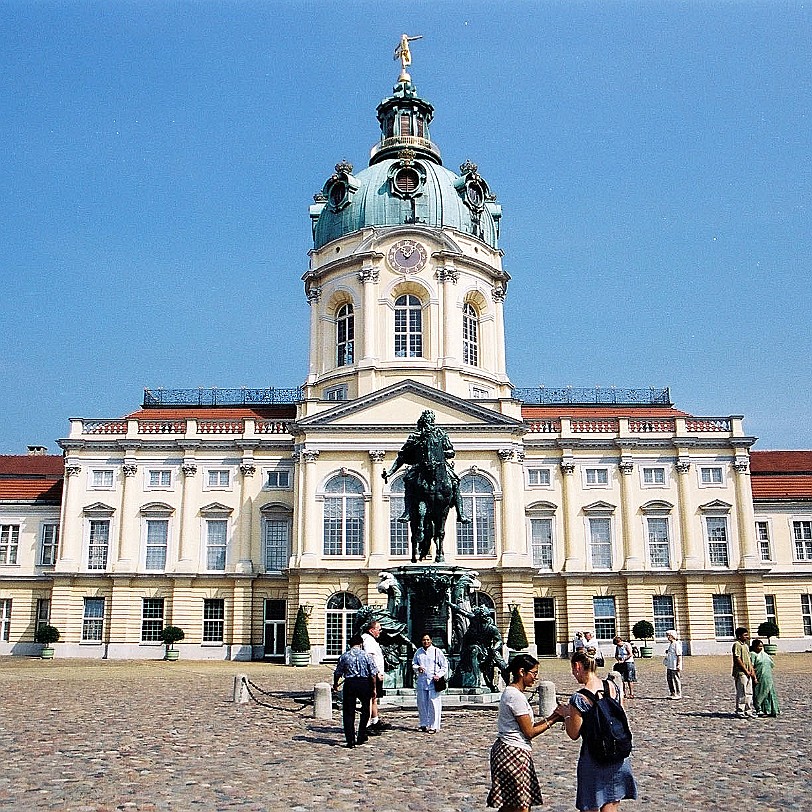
310 78 502 250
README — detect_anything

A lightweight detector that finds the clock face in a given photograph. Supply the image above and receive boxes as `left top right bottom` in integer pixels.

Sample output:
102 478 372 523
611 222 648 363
387 239 428 273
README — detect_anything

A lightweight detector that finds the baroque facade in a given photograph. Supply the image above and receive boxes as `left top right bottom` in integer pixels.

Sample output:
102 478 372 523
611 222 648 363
2 60 811 660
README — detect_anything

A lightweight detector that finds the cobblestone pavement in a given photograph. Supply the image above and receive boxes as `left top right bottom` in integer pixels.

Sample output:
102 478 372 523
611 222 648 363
0 654 809 811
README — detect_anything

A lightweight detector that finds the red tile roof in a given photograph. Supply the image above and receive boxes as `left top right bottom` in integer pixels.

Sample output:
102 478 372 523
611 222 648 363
0 455 64 476
750 451 812 501
0 455 64 503
750 451 812 474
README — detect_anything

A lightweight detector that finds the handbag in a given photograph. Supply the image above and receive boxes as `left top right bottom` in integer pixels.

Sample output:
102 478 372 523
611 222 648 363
433 649 447 692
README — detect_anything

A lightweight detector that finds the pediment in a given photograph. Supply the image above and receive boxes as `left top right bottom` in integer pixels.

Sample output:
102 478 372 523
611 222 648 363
140 501 175 516
699 499 732 513
582 500 616 514
294 380 524 434
82 502 116 516
640 500 674 513
199 502 233 516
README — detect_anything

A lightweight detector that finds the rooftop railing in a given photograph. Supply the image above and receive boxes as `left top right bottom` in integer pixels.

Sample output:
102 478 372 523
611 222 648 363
512 387 671 406
143 387 303 407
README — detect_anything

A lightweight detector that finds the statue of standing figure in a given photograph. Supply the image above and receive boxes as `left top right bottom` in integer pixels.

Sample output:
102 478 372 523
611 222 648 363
393 33 423 80
451 604 508 692
383 410 470 563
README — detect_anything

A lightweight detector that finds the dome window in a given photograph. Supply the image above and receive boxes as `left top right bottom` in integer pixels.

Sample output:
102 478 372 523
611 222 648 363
329 180 348 210
322 161 359 213
394 166 421 196
388 155 426 201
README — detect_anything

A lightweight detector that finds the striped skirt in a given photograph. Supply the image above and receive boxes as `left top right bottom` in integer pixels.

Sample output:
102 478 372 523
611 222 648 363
486 738 544 809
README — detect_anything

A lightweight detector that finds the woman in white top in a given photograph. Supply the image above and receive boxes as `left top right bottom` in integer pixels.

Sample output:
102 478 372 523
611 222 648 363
412 633 448 733
663 630 683 699
487 654 566 812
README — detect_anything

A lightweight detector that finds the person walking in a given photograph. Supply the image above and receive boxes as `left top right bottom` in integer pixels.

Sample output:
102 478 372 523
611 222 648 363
560 650 638 812
362 620 388 735
732 626 757 718
750 638 780 717
486 653 566 812
332 634 378 748
663 630 683 699
583 630 605 667
412 633 447 733
612 635 636 699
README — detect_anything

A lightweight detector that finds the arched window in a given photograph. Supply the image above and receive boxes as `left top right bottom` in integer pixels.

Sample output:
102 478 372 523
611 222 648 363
325 591 362 657
394 294 423 358
388 476 409 556
336 303 354 367
462 302 479 366
323 474 365 556
456 473 495 556
471 591 495 611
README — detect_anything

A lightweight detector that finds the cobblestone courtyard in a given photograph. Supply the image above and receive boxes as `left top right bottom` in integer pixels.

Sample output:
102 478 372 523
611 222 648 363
0 654 809 811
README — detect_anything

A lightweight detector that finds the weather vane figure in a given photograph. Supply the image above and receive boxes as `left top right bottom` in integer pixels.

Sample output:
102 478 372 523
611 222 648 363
394 33 423 82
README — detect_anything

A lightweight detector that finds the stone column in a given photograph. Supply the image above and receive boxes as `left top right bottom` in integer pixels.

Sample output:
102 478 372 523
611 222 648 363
306 286 322 379
368 450 388 566
733 457 759 568
675 457 700 569
499 448 529 567
492 285 508 379
561 459 582 571
359 266 379 365
236 460 256 574
56 461 82 570
299 450 321 567
618 456 642 570
176 458 198 572
114 459 139 572
438 266 458 369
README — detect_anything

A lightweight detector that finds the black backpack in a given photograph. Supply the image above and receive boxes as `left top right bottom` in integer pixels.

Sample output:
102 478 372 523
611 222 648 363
577 679 633 765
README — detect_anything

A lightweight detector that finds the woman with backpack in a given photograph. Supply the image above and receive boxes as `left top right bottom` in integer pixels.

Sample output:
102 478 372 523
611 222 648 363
486 653 566 812
560 650 638 812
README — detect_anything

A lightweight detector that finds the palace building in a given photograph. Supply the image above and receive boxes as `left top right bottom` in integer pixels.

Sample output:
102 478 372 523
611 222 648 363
1 58 811 661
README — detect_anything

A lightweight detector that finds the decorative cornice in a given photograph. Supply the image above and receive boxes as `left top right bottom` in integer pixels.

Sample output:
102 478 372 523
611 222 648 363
65 464 81 477
306 286 321 304
436 267 459 284
492 286 506 303
560 461 576 475
358 267 380 284
301 450 320 464
497 448 514 462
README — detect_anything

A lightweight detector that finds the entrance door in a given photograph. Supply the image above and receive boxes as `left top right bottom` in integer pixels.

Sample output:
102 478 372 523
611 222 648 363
533 598 557 656
264 599 286 659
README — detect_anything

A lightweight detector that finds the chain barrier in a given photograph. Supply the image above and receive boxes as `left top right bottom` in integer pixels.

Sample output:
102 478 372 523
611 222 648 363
240 676 312 713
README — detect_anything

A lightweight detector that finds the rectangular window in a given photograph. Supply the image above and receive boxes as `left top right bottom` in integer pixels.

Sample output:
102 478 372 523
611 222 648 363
589 517 612 569
82 597 105 642
36 598 50 633
530 518 553 569
712 594 735 638
145 519 168 571
40 523 59 566
203 599 225 643
652 595 675 639
92 470 114 489
647 517 671 568
527 468 551 487
263 519 290 571
0 524 20 565
141 598 165 642
389 495 409 557
207 470 230 489
148 470 172 488
585 468 609 486
206 520 228 571
87 520 110 570
793 521 812 560
706 517 730 567
592 596 617 640
802 595 812 636
700 466 724 485
265 469 291 489
643 467 666 485
764 595 777 627
756 521 772 561
325 386 348 402
0 599 11 642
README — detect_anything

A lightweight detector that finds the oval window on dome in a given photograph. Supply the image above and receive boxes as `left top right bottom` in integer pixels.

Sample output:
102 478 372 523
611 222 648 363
329 180 348 210
466 181 485 209
393 166 421 196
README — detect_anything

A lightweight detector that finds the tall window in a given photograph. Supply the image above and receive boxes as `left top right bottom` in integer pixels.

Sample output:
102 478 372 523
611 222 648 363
141 598 165 642
593 596 617 640
145 519 168 571
712 594 735 638
40 523 59 566
0 524 20 565
88 520 110 570
203 599 225 643
589 517 612 569
764 594 777 627
389 477 409 556
456 474 495 556
793 521 812 560
263 518 290 571
647 517 671 568
336 303 354 366
802 595 812 636
323 475 365 556
36 598 50 633
82 597 105 642
530 518 553 570
394 294 423 358
706 517 730 567
206 520 228 571
0 599 11 642
325 591 362 657
462 303 479 366
756 520 772 561
652 595 675 639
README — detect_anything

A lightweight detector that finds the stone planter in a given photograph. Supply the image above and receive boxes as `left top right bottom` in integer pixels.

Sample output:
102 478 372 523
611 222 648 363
764 644 778 656
40 647 54 660
290 651 311 667
639 647 653 658
165 649 180 661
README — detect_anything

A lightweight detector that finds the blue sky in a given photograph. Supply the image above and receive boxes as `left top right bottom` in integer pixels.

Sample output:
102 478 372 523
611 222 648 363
1 1 810 453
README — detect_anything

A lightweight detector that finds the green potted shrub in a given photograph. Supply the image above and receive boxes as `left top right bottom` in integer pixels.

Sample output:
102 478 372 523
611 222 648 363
632 620 655 658
35 624 60 659
506 606 529 660
290 605 311 667
160 625 185 661
757 621 780 656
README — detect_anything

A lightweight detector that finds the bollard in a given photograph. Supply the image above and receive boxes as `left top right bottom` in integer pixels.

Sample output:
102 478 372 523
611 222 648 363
313 682 333 720
537 680 557 718
233 673 250 704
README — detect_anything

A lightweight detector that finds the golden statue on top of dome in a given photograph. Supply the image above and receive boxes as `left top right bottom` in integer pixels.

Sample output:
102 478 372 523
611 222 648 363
394 33 422 82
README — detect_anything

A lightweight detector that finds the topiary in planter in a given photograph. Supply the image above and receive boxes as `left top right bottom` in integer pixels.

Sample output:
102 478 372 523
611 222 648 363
35 624 60 659
632 620 655 656
160 625 185 660
506 607 529 652
757 621 780 653
290 606 311 666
